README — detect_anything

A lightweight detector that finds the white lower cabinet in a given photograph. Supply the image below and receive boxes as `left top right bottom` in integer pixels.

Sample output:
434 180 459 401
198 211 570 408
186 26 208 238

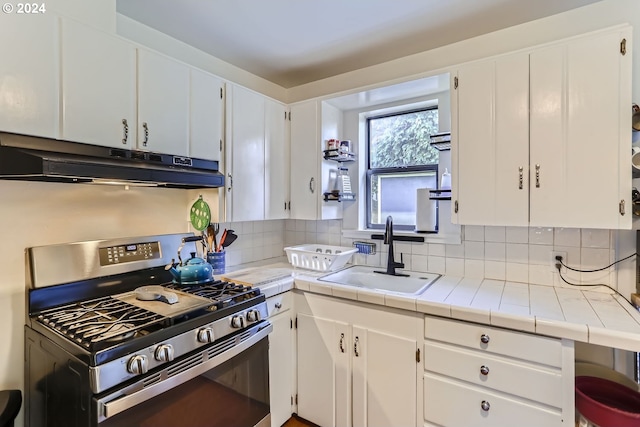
267 292 294 427
295 292 421 427
423 316 574 427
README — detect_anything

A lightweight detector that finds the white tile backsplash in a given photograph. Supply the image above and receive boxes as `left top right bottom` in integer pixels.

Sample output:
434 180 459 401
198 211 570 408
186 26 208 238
274 220 626 290
581 229 611 249
484 226 506 243
506 226 529 243
464 225 485 242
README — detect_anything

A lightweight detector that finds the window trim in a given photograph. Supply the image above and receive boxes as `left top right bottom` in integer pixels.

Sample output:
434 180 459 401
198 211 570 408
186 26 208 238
365 106 440 230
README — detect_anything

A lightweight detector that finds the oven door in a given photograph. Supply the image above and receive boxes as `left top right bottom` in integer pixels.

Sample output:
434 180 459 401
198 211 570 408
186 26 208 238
97 322 272 427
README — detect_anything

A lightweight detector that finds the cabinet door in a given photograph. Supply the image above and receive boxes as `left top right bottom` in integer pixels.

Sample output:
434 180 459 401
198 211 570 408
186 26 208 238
190 69 223 161
453 54 529 226
137 49 189 156
61 19 136 148
352 326 417 427
0 13 58 138
268 312 293 427
530 28 632 229
265 100 290 220
289 101 319 219
297 313 339 427
226 85 265 222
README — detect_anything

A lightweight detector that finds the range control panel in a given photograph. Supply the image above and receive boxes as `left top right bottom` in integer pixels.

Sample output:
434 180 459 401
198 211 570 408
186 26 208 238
99 241 161 265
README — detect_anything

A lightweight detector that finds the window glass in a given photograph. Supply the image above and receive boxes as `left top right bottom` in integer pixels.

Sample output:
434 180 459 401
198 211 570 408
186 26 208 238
367 107 440 229
369 109 439 168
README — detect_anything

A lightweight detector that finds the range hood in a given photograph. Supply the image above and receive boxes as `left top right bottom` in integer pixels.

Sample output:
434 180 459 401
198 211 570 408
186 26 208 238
0 133 224 188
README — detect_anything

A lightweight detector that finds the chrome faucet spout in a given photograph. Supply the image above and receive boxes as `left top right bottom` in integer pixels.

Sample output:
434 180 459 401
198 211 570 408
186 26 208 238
375 215 409 277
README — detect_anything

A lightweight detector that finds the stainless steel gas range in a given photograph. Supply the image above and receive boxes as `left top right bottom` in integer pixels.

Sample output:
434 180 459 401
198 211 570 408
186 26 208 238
24 233 272 427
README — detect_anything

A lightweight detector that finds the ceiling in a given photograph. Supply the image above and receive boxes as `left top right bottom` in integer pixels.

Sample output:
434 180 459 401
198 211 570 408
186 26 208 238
116 0 602 89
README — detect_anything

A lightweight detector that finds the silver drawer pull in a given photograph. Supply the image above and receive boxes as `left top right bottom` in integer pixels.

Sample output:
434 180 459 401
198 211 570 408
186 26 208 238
481 400 491 412
480 334 490 344
339 333 345 353
480 365 490 376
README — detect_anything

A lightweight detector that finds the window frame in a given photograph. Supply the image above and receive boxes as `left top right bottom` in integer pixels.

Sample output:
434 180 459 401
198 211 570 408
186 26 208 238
365 106 440 231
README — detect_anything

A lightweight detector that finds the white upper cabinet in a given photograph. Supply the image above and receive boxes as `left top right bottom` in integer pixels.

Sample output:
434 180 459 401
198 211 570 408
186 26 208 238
189 68 224 161
529 26 632 229
265 99 290 220
226 84 266 222
61 18 136 149
289 100 319 220
452 25 632 229
137 49 190 156
452 53 529 226
0 13 59 138
289 100 343 220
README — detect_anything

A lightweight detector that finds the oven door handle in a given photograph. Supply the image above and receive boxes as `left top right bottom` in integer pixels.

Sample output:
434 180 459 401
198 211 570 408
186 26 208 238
99 322 272 422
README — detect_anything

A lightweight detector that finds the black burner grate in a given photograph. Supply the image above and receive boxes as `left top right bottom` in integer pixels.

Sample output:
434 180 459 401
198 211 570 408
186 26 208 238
36 296 167 350
166 280 261 311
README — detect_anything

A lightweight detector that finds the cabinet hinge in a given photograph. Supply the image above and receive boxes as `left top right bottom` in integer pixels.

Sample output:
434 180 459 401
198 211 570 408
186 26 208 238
416 348 421 363
454 76 458 89
620 199 626 216
454 200 459 213
620 38 627 55
220 87 223 99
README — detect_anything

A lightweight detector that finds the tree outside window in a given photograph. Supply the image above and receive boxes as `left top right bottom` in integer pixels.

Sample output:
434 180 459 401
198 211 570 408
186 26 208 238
367 107 439 229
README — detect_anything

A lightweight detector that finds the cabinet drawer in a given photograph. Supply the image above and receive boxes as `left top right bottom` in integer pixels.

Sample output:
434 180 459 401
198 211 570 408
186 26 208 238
424 341 562 408
424 373 563 427
267 292 292 318
425 316 561 367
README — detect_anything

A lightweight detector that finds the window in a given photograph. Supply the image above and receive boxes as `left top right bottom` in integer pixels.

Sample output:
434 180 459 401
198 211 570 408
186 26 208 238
366 107 439 230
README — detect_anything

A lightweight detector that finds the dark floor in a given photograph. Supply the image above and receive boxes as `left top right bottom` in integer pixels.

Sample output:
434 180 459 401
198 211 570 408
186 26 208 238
282 414 318 427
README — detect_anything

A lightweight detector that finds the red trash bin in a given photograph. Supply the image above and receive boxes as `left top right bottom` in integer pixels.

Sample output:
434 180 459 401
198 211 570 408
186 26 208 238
575 376 640 427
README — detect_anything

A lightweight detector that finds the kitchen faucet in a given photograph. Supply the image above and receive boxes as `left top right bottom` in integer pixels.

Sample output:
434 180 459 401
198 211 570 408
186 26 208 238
375 216 409 277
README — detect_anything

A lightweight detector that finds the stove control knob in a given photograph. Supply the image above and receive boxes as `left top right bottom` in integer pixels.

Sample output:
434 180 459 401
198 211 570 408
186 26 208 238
246 309 260 322
127 354 148 375
154 344 174 362
197 327 214 343
231 315 245 329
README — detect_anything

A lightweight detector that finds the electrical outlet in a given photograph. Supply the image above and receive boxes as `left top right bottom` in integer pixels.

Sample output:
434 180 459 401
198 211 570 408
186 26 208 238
551 251 567 269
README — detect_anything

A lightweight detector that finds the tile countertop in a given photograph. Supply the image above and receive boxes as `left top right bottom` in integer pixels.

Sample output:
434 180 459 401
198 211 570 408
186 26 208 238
225 262 640 352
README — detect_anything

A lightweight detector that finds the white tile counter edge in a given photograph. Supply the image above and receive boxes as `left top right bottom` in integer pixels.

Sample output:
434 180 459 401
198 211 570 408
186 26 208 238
224 261 640 352
292 270 640 352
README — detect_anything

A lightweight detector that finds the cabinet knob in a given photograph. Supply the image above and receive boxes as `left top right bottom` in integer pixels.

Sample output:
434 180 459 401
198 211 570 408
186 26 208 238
518 166 523 190
481 400 491 412
142 122 149 146
480 365 490 376
122 119 129 144
274 302 282 309
480 334 490 344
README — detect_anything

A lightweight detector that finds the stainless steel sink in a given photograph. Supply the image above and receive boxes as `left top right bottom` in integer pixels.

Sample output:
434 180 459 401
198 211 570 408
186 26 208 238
319 265 440 295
